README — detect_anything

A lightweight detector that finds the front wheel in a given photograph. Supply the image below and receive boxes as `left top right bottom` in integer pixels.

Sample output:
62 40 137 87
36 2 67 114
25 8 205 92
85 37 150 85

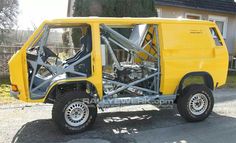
177 84 214 122
52 91 97 134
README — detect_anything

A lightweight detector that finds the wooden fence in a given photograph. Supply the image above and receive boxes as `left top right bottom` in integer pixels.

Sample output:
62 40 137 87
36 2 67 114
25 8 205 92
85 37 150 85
0 46 21 76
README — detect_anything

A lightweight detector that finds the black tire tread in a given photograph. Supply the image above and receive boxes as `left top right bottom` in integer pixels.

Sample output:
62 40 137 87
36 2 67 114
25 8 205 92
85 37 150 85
52 91 97 134
177 84 214 122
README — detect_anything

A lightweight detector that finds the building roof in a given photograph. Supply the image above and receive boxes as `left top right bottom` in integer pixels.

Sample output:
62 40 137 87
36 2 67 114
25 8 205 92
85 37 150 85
155 0 236 14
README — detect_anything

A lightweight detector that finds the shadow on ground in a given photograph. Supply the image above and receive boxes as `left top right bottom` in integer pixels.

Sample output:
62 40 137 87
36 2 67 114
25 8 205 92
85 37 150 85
11 106 236 143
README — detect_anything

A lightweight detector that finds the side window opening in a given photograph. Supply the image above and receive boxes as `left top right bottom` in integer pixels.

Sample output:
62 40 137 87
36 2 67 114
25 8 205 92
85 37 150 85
210 27 223 46
100 24 161 97
26 24 92 99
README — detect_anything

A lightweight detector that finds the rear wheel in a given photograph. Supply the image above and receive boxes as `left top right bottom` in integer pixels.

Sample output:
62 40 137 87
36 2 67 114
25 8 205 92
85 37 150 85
177 84 214 122
52 91 97 134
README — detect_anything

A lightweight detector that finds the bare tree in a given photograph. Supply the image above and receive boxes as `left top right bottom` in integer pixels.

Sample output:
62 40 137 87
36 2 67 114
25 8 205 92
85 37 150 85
0 0 18 44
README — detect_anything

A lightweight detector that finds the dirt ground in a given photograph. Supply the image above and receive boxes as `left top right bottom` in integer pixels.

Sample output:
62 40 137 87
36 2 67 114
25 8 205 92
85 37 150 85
0 88 236 143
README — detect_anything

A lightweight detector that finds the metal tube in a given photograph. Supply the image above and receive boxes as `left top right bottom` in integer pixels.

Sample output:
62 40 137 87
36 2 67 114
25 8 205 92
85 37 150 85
103 79 159 95
101 24 158 60
101 36 122 70
106 72 159 96
108 37 129 52
98 94 176 108
154 25 161 93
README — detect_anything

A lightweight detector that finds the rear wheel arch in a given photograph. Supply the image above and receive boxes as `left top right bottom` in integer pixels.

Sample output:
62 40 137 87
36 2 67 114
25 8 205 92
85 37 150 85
177 72 214 95
44 80 99 103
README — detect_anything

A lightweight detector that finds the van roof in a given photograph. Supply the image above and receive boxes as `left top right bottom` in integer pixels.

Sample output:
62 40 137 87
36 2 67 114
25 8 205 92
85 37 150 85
43 17 215 26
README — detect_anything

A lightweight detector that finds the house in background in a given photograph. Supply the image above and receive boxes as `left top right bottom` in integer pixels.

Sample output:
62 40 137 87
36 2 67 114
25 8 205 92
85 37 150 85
155 0 236 56
67 0 236 56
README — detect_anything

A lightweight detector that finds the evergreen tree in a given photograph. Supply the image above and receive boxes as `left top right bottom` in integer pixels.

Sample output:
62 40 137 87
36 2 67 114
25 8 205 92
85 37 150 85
73 0 156 17
72 0 156 47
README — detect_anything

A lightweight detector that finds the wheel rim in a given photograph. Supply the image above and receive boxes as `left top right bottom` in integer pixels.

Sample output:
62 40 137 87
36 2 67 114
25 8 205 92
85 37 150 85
189 93 208 116
64 101 89 127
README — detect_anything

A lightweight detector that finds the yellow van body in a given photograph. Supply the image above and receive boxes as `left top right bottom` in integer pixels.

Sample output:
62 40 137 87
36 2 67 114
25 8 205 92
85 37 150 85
8 17 229 103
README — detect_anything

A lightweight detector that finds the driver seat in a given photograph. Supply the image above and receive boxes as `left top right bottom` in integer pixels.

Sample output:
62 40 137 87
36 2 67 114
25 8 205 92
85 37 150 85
65 28 92 77
65 28 92 65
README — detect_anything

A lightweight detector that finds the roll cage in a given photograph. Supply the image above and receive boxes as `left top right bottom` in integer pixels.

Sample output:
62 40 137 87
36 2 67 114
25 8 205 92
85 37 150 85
26 23 176 106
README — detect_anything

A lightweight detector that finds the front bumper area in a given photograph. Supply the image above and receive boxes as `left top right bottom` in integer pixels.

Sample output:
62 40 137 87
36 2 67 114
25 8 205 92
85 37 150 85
10 90 20 99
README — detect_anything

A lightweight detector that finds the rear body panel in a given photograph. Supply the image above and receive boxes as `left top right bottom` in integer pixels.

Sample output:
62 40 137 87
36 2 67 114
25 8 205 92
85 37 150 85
159 22 229 94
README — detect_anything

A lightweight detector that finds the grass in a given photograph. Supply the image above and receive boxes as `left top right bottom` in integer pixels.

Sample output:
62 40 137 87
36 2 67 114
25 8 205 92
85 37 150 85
0 77 10 97
0 77 13 104
0 84 10 97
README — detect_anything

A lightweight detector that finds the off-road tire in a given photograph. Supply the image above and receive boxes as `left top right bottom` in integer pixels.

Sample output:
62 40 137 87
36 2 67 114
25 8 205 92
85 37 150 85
52 91 97 134
177 84 214 122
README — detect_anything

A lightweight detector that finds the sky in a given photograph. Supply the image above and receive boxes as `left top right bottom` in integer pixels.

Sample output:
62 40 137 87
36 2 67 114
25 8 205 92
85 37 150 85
17 0 68 30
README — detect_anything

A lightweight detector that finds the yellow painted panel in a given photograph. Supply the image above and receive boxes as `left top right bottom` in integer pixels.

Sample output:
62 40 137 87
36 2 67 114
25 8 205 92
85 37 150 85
159 23 228 94
8 17 228 103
